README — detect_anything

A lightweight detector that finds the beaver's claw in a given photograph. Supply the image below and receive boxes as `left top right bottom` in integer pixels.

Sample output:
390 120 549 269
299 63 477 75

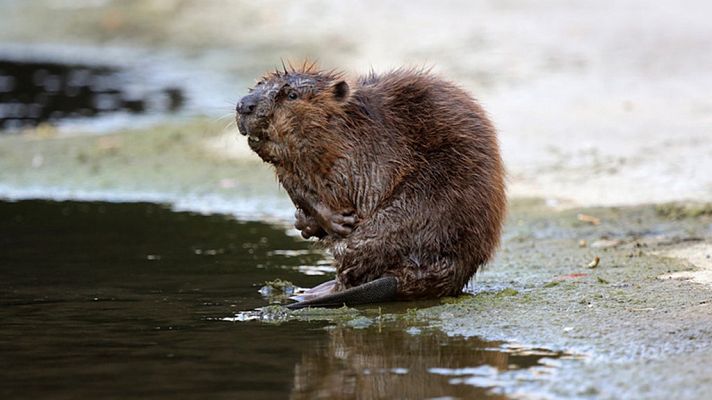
294 208 326 239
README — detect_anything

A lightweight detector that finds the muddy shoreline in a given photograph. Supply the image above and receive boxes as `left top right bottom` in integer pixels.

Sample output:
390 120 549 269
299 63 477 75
1 121 711 398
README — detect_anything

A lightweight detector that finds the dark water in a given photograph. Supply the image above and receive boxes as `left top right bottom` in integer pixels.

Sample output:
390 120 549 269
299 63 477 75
0 200 565 399
0 60 183 130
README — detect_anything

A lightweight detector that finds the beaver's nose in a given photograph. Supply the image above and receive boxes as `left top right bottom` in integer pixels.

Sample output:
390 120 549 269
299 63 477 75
236 94 259 115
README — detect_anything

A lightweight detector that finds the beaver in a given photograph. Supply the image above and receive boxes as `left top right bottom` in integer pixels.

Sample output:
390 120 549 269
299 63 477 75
236 62 506 309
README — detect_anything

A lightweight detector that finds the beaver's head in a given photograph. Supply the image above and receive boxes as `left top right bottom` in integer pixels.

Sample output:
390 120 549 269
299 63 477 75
236 63 351 168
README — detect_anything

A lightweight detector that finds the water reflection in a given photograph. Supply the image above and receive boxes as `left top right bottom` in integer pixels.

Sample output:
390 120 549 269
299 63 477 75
290 324 563 399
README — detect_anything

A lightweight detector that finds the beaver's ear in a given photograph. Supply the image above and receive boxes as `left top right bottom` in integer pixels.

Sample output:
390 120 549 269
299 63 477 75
331 80 350 102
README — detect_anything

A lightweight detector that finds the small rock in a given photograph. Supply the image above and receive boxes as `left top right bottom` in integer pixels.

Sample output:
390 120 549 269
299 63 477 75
587 256 601 268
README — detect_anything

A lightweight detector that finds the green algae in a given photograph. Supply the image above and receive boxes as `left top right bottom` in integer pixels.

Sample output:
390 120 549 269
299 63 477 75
656 202 712 220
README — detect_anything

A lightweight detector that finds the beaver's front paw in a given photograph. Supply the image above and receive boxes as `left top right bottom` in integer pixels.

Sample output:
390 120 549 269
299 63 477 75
327 210 357 238
294 208 326 239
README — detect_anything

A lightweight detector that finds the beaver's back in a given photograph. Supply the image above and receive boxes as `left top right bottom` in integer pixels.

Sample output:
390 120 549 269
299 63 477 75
332 69 506 296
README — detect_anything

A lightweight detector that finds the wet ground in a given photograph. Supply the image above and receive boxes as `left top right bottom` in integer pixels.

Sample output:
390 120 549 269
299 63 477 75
0 200 574 399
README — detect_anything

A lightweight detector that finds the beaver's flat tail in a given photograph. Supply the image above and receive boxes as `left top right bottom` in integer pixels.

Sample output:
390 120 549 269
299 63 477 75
286 276 397 310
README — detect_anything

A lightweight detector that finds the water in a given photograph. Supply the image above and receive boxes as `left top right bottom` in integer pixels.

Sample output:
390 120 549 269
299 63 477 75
0 200 568 399
0 60 184 131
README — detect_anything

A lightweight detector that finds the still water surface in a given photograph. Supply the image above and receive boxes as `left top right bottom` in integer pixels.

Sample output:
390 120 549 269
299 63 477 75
0 200 564 399
0 60 183 131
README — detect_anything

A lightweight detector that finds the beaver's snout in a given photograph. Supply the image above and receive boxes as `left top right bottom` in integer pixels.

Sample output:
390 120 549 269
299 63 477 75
236 94 259 116
236 94 261 138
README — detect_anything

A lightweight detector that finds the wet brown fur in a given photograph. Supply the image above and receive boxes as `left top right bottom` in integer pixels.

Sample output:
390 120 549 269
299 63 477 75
237 62 506 299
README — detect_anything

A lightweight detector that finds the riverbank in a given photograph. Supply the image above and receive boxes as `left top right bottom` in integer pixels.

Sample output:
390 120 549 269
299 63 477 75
1 121 711 398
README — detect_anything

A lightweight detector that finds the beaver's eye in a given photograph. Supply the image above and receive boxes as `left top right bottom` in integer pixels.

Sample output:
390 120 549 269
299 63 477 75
287 91 299 100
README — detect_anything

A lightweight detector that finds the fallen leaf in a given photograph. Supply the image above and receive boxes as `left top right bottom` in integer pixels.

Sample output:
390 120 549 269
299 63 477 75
577 213 601 225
